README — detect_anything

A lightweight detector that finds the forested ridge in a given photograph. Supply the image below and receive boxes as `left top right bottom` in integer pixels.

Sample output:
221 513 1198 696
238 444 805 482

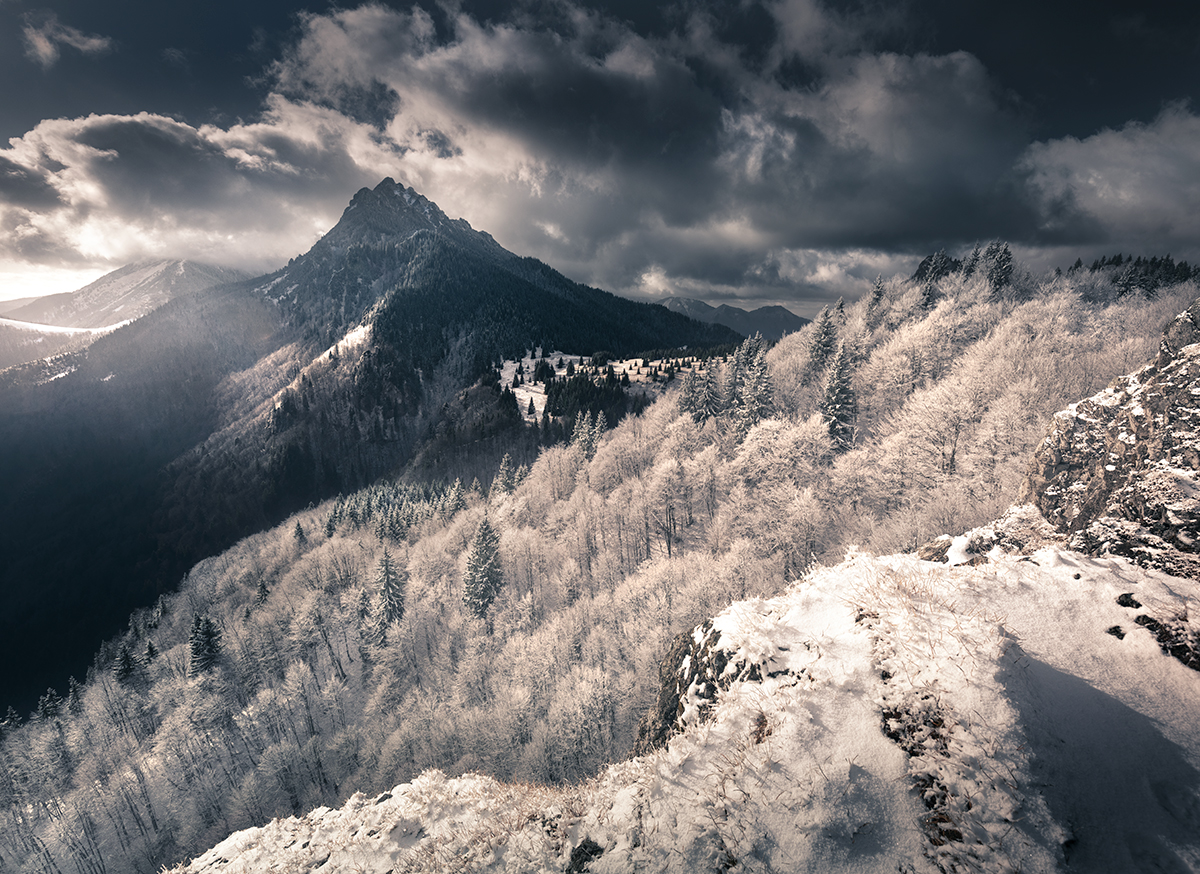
0 179 738 717
1 250 1195 873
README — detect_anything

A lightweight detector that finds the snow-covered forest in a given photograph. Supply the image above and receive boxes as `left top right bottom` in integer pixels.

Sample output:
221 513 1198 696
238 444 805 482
1 255 1197 873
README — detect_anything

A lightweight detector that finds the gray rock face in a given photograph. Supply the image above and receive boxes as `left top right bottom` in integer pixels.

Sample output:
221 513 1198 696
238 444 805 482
1022 300 1200 577
631 629 698 756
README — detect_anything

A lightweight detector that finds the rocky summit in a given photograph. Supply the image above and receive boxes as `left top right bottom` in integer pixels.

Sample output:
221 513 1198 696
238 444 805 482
1023 300 1200 579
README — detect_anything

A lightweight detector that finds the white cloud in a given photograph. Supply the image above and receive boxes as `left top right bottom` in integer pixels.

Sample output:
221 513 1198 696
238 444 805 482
0 100 410 275
22 14 113 69
1021 104 1200 255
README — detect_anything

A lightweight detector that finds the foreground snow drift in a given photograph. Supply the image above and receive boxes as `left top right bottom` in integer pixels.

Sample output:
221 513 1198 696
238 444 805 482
175 540 1200 874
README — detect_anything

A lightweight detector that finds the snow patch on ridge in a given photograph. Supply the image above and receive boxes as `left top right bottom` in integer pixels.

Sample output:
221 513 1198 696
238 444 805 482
171 546 1200 874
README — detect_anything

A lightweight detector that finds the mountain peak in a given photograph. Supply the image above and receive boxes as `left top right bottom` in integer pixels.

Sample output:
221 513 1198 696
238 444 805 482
318 178 503 257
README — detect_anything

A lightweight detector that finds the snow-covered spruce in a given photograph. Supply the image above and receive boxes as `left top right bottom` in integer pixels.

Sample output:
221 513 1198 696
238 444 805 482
171 546 1200 874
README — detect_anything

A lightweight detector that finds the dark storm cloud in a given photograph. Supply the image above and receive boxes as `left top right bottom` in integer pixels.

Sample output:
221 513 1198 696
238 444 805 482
0 155 60 209
1020 104 1200 254
260 2 1055 297
1 0 1198 304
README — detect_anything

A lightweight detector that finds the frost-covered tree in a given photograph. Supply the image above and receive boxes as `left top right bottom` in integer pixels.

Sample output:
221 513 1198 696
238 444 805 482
444 478 467 516
36 687 61 721
865 275 886 329
983 241 1014 291
739 348 775 433
679 367 703 421
699 364 727 421
806 307 838 379
493 453 516 496
463 517 504 619
66 676 84 715
572 411 605 460
819 341 857 451
188 613 222 677
962 245 981 277
113 645 138 685
375 547 406 627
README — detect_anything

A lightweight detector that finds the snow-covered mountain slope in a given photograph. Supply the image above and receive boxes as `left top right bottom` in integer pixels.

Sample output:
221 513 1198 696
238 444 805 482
172 538 1200 874
0 315 122 371
170 304 1200 874
2 259 247 328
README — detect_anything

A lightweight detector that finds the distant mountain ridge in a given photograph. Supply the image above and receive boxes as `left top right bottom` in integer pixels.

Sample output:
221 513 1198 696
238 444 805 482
658 295 809 341
3 259 249 329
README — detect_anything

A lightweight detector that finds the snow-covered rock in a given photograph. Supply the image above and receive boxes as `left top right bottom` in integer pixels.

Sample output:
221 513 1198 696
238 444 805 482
1024 300 1200 579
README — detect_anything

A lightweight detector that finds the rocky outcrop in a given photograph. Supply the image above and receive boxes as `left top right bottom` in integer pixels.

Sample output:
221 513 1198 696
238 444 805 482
1022 300 1200 578
632 619 779 757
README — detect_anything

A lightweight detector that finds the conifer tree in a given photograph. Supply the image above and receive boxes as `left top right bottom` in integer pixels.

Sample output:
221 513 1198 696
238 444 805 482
113 646 138 685
736 347 775 437
66 677 84 715
806 307 837 379
1 706 20 733
463 517 504 619
493 453 516 495
962 245 981 277
699 364 726 421
819 340 857 451
444 478 467 516
36 688 61 721
919 277 939 310
983 241 1014 290
572 412 603 459
375 547 406 627
293 521 306 545
865 275 885 329
188 614 222 677
679 367 703 421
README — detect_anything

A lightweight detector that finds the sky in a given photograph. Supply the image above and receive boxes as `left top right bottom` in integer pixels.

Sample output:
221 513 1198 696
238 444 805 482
1 0 1198 315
